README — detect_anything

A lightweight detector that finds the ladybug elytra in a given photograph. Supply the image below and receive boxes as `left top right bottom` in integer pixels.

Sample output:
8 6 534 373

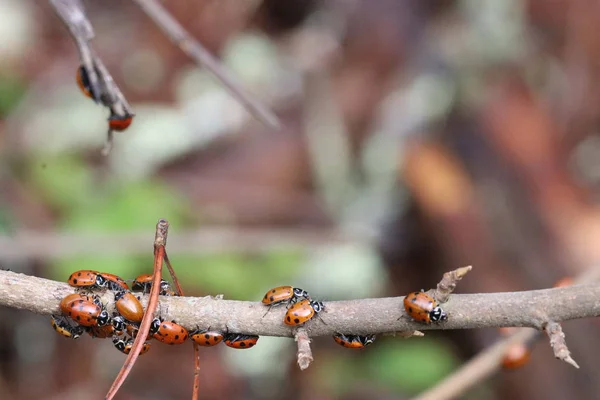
99 272 129 291
262 286 310 306
108 112 134 132
67 270 107 289
190 329 224 347
223 333 259 349
115 290 144 323
284 299 324 326
60 293 109 327
150 318 188 345
403 291 447 324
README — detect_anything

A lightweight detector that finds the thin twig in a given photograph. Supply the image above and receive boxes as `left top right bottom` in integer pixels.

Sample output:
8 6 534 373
3 271 600 336
131 0 281 130
434 265 472 303
412 267 600 400
106 219 169 400
413 329 537 400
545 321 579 368
295 328 313 370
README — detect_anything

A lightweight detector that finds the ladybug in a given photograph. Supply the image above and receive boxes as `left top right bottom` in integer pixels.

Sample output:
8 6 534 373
223 333 259 349
149 318 189 345
553 277 574 288
87 323 118 339
132 274 173 295
502 343 531 369
50 315 84 339
60 293 110 327
190 329 224 347
262 286 310 306
403 291 447 323
284 299 324 326
112 337 151 356
67 270 107 289
333 333 376 349
108 112 134 132
115 290 144 323
112 315 127 332
99 273 129 291
76 65 93 99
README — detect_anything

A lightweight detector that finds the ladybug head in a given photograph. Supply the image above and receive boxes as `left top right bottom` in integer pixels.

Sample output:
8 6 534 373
430 307 448 322
159 280 171 295
311 301 325 313
97 310 110 327
113 336 124 347
293 287 310 299
149 318 162 335
95 274 108 288
361 335 376 346
112 315 126 331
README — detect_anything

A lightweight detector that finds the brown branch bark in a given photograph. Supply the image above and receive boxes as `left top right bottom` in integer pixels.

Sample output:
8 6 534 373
2 270 600 336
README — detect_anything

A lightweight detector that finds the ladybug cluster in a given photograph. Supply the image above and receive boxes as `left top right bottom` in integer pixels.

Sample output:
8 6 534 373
51 270 258 352
261 286 377 349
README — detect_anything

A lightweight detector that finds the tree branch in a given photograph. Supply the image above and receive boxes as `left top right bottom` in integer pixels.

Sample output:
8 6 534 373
2 270 600 336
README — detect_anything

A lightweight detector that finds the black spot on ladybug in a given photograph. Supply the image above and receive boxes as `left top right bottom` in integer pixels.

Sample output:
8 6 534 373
294 318 300 324
408 307 413 313
286 316 291 322
269 296 275 301
205 340 210 345
240 342 247 347
248 343 255 347
204 334 210 339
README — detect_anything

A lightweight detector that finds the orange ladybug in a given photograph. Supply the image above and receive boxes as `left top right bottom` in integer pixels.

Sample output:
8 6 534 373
60 293 109 327
87 323 119 339
553 277 574 288
403 290 447 323
67 270 107 289
113 337 151 355
108 112 134 132
333 333 376 349
190 329 224 347
223 333 259 349
284 299 324 326
115 291 144 323
99 273 129 291
50 315 84 339
131 274 174 295
150 318 189 345
76 65 93 99
502 343 531 369
262 286 310 306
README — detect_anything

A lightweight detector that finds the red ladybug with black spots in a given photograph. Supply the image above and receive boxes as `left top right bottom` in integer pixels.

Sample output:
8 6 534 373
190 329 223 347
284 299 324 326
403 290 447 323
223 333 259 349
150 318 188 345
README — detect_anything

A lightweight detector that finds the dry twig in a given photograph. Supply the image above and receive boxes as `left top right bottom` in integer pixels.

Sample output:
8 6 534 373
132 0 281 130
295 328 313 370
412 267 600 400
2 270 600 336
545 321 579 369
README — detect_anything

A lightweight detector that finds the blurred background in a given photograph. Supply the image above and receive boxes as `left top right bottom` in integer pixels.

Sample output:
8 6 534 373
1 0 600 399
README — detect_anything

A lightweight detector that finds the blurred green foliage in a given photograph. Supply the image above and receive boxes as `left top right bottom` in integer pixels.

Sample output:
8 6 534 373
0 73 27 117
